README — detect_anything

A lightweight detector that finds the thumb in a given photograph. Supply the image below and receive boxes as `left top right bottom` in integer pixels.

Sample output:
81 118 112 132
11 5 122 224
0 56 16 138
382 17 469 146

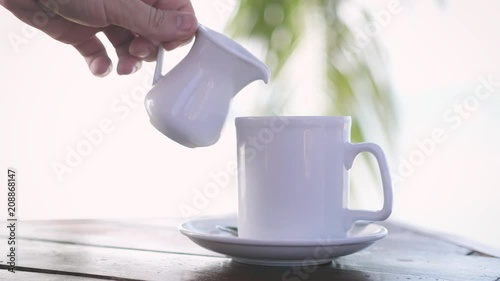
39 0 197 42
107 0 198 42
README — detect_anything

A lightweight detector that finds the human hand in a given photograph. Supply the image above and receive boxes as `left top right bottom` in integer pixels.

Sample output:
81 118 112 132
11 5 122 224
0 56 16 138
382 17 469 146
0 0 198 76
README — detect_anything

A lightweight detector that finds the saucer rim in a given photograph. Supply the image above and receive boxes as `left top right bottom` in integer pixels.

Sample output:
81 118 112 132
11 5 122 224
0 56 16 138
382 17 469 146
178 216 387 247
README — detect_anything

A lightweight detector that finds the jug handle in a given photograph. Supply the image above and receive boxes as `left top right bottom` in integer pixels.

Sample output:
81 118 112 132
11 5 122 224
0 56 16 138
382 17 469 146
152 47 165 86
152 23 201 85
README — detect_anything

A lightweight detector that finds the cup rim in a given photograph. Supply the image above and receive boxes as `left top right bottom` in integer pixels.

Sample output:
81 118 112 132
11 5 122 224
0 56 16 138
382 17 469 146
235 116 351 128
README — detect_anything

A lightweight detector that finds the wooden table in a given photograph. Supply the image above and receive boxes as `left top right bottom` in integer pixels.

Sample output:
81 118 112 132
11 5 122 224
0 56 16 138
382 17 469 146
1 218 499 280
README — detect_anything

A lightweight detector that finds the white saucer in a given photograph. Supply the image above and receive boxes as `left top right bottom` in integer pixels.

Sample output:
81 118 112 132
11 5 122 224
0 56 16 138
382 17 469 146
179 216 387 266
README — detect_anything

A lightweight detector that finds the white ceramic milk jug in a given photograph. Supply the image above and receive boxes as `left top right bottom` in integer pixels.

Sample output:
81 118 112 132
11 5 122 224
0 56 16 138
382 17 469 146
145 24 270 148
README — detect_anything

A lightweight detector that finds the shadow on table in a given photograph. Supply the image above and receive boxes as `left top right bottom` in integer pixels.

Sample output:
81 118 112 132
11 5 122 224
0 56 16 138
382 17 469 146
180 260 373 281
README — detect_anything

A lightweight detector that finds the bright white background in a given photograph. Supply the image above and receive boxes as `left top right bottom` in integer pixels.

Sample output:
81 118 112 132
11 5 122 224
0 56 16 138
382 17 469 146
1 0 499 256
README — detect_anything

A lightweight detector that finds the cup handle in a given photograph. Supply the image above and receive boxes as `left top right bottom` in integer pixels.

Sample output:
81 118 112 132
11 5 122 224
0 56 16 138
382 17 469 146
343 142 393 229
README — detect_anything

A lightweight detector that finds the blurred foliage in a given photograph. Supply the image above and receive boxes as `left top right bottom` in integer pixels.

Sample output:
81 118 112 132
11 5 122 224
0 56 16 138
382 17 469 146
227 0 397 146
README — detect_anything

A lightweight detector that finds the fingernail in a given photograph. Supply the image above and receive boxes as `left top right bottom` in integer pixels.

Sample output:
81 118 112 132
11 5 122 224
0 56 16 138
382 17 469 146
90 57 112 77
131 61 142 74
176 14 195 32
96 64 112 78
135 49 150 59
103 64 113 76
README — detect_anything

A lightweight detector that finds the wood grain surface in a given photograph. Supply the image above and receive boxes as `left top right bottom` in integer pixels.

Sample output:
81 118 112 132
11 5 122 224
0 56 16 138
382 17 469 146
0 219 498 280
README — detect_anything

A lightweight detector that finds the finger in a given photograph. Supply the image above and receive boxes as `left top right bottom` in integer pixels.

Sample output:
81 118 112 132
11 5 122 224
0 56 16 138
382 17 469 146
153 0 197 48
38 0 109 27
102 0 198 42
103 26 141 75
129 36 158 61
39 0 198 42
72 35 112 77
2 0 101 44
146 0 196 52
128 0 197 59
2 0 111 77
138 0 196 53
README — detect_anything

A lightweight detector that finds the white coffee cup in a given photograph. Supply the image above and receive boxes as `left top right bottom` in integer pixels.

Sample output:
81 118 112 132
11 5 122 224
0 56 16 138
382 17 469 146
236 116 393 240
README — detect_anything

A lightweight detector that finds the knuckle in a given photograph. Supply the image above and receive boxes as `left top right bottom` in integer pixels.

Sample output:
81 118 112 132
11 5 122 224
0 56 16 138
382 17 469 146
99 0 113 25
101 0 123 26
148 8 166 31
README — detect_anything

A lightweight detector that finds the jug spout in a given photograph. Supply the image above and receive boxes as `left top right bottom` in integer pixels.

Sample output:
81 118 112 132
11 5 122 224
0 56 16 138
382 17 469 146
235 57 271 92
196 24 271 92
